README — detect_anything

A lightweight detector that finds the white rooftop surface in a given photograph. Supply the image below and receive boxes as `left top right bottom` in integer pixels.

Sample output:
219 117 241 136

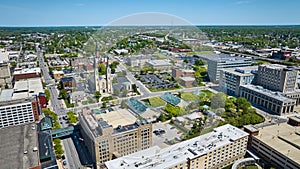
182 69 195 73
180 76 195 81
13 67 41 75
53 70 64 74
94 109 137 128
12 78 43 99
0 89 14 101
187 112 201 120
0 51 9 63
105 124 248 169
147 59 171 66
223 66 258 76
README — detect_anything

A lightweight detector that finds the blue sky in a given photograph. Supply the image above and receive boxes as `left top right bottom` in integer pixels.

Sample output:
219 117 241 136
0 0 299 26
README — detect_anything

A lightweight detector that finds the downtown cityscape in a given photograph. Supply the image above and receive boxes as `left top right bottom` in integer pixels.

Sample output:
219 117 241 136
0 1 299 169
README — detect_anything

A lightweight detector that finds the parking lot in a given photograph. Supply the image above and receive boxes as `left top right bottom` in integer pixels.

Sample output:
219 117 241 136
152 122 182 148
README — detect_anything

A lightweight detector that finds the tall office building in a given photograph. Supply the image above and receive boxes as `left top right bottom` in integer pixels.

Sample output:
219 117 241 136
105 124 249 169
0 97 39 128
244 117 300 169
79 108 152 167
207 55 252 83
257 64 299 93
219 66 257 96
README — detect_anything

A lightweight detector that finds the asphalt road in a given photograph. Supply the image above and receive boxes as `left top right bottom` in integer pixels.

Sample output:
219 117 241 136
37 49 83 169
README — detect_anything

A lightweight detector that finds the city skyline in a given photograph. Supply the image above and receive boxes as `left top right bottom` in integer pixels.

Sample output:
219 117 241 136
1 0 300 26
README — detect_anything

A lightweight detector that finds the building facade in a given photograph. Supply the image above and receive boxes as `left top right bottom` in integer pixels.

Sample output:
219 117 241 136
172 69 195 78
79 109 152 167
13 68 41 81
207 56 252 83
257 64 299 93
105 124 249 169
0 97 39 128
240 85 296 115
219 66 257 96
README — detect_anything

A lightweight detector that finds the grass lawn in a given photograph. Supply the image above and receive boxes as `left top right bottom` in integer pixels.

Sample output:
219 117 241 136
87 97 95 104
202 89 214 97
149 86 181 92
148 97 166 107
153 52 168 59
180 92 198 101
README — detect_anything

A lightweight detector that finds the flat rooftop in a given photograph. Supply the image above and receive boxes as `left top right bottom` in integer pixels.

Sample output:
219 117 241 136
12 78 44 99
13 67 41 75
241 85 295 102
147 59 171 66
223 66 258 76
94 109 137 129
180 76 195 81
0 123 39 169
105 124 248 169
255 123 300 164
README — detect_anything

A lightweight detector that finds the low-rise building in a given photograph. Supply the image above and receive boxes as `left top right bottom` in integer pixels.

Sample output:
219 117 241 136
240 85 296 115
105 124 249 169
53 70 64 80
127 55 151 68
79 108 152 167
60 77 76 89
146 59 172 69
244 120 300 169
13 67 41 81
180 76 195 87
172 68 195 78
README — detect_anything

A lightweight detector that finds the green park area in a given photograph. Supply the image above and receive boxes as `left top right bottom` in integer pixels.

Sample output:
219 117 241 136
179 92 198 101
148 97 166 107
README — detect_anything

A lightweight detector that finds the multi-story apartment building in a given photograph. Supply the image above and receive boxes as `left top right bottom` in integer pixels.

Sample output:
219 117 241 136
219 66 257 96
79 108 152 167
257 64 299 93
244 117 300 169
0 97 39 128
105 124 249 169
207 55 252 83
240 85 296 115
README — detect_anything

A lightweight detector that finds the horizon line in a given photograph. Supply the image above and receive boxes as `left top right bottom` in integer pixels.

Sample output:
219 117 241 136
0 24 300 28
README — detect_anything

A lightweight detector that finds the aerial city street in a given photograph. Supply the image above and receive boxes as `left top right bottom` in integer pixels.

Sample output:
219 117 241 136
0 0 299 169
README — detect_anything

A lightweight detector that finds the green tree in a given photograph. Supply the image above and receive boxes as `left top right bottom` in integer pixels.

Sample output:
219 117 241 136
183 59 188 64
94 91 101 102
102 101 107 108
45 89 50 103
59 89 69 100
98 64 107 75
211 92 227 109
195 59 204 66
